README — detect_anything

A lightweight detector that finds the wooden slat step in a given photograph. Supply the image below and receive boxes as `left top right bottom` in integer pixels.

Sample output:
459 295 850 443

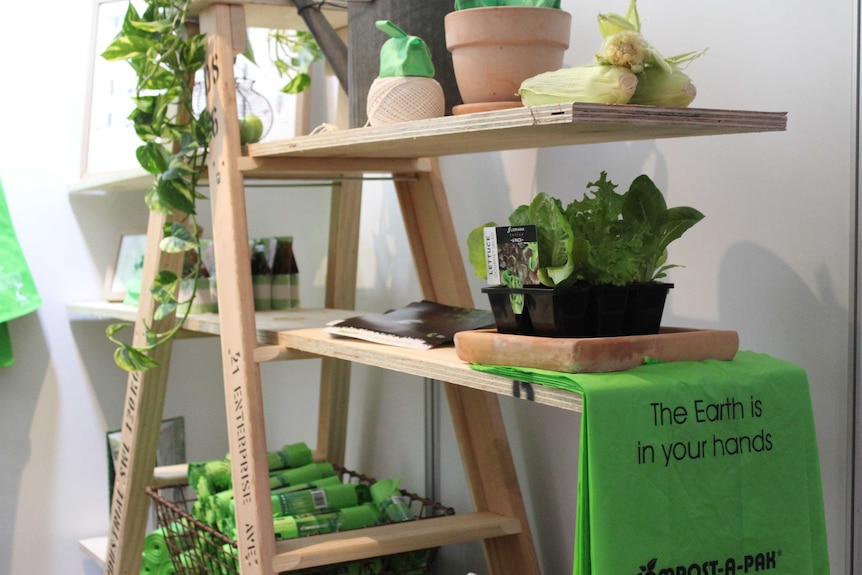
272 511 521 572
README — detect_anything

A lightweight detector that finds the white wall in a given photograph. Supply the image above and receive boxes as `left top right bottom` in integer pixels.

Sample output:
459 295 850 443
0 0 855 574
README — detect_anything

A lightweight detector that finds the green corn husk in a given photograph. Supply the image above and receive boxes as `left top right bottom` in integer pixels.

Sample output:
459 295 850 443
629 67 697 107
518 65 638 106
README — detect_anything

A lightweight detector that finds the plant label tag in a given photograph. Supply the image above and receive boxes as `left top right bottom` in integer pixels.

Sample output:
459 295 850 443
483 226 500 285
484 225 540 286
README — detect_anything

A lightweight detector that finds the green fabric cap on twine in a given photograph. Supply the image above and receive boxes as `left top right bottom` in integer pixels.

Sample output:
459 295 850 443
375 20 435 79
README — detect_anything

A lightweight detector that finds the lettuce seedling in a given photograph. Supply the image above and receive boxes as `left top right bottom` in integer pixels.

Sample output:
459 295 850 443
467 192 590 288
466 172 703 287
568 172 704 284
621 174 705 282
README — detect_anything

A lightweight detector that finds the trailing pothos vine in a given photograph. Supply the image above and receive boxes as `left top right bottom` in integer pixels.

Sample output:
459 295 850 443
102 0 212 372
101 0 321 373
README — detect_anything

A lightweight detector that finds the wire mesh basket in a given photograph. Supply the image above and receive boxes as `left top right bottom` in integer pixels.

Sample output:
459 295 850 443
146 466 454 575
192 77 274 143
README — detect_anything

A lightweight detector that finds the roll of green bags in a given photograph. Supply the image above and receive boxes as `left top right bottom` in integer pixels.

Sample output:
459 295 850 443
271 482 366 517
142 527 170 566
269 462 336 490
270 442 313 470
370 478 415 523
272 503 381 540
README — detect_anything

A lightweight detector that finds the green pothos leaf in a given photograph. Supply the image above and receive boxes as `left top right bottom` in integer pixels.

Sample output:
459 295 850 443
160 223 198 253
154 178 196 215
145 185 172 214
114 344 160 372
154 301 179 321
105 0 209 373
101 34 152 62
151 270 180 304
128 17 174 34
106 322 133 341
137 143 171 175
281 73 311 94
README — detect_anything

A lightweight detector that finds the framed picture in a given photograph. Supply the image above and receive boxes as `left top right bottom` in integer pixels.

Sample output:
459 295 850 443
81 0 143 177
80 0 318 182
104 233 147 302
107 416 186 512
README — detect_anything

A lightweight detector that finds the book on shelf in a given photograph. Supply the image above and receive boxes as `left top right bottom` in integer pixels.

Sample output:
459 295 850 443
325 300 495 350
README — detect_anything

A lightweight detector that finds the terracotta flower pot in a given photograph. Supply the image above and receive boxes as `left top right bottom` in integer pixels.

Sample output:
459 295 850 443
444 6 571 114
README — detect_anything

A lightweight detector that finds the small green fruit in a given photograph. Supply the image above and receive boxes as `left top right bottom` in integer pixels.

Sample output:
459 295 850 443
239 114 264 145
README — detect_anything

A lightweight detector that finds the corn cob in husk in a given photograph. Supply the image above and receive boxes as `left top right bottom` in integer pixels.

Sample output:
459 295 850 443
518 65 638 106
629 66 697 107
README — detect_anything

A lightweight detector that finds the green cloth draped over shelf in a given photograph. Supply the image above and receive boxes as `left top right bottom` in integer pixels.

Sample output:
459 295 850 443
472 351 830 575
0 178 41 367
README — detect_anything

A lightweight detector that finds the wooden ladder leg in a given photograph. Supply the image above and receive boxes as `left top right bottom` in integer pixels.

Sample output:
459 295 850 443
394 159 540 574
316 179 362 465
199 5 275 575
104 208 184 575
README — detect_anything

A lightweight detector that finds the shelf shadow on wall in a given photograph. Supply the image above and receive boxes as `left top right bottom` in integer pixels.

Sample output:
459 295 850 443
0 313 48 575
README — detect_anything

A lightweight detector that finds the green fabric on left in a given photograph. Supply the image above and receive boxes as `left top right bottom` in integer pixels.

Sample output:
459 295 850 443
0 178 41 367
472 351 830 575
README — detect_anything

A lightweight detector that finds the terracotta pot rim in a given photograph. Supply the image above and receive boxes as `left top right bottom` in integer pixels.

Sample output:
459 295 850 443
445 7 572 49
449 5 567 12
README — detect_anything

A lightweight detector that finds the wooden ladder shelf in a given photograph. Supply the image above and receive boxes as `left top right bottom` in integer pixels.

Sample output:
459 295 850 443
98 3 787 574
104 2 539 574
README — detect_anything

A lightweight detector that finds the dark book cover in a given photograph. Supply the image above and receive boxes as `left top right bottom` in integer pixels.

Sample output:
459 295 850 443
325 301 495 349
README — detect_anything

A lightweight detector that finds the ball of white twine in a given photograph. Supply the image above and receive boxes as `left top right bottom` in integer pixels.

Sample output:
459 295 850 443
366 76 445 126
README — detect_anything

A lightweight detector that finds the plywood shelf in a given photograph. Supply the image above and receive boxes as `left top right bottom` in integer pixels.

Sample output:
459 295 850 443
68 302 584 412
70 103 785 193
246 103 786 160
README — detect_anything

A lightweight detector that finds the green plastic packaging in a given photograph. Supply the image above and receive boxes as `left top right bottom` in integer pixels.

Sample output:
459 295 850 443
370 478 415 523
271 483 366 517
272 503 381 540
269 462 336 490
267 442 313 470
